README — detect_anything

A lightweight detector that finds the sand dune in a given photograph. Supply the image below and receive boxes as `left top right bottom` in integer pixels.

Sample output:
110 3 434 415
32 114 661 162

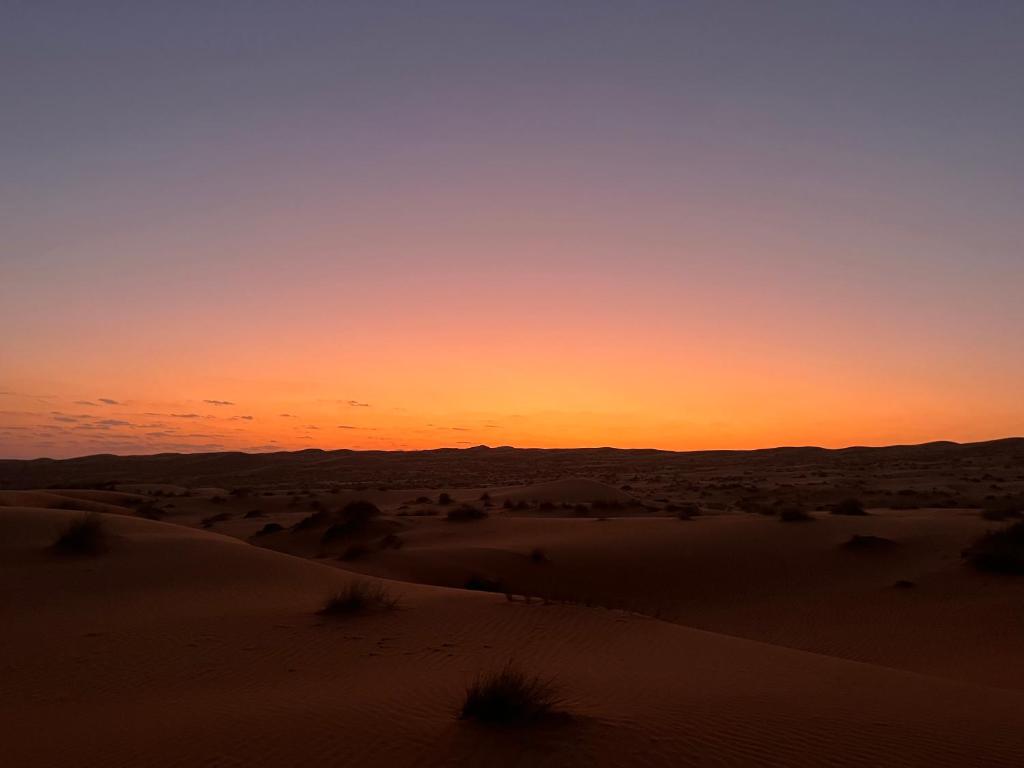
4 505 1024 766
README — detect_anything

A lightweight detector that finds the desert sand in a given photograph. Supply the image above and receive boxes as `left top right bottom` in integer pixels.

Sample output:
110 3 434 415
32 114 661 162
3 441 1024 766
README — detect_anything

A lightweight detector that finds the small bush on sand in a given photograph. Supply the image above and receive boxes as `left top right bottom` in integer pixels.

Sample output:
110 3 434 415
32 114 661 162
962 521 1024 574
672 502 701 520
318 581 398 616
292 510 330 532
459 663 564 724
244 509 265 519
832 498 867 516
379 533 403 550
201 512 232 528
446 504 488 522
254 522 284 536
53 513 106 556
438 492 453 506
779 506 813 523
465 574 505 592
528 547 549 564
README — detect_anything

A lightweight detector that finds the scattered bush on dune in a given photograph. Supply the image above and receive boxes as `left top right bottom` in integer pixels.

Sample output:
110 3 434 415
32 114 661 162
201 512 232 528
243 509 265 519
528 547 549 564
465 574 505 592
379 533 403 550
671 502 701 520
980 497 1023 522
254 522 284 536
318 581 398 616
52 513 106 556
962 521 1024 574
438 492 453 506
831 498 867 516
446 504 488 522
458 663 564 724
291 510 330 533
321 500 382 543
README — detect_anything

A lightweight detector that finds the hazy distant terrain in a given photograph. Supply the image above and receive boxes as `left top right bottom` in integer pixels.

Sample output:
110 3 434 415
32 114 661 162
3 438 1022 509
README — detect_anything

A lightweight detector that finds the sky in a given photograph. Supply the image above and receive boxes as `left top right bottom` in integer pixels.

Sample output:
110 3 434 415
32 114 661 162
2 1 1023 459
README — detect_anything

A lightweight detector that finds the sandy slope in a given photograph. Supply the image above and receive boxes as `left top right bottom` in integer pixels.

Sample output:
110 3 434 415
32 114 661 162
324 509 1024 691
4 506 1024 767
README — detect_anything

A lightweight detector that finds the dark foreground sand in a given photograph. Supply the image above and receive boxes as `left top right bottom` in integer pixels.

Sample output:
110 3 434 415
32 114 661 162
3 443 1024 766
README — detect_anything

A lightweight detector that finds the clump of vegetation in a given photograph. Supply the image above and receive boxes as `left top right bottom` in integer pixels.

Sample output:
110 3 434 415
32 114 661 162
446 504 488 522
465 574 505 592
458 663 564 724
318 581 398 616
291 510 330 532
528 547 549 564
778 505 813 523
831 498 867 516
893 579 916 589
962 521 1024 574
379 533 403 550
243 509 265 519
980 497 1023 522
201 512 232 528
254 522 284 536
52 513 106 556
438 492 453 506
672 502 701 520
321 500 383 543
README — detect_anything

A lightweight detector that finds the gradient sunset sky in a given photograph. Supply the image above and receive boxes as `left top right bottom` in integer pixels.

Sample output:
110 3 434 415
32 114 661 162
3 1 1023 459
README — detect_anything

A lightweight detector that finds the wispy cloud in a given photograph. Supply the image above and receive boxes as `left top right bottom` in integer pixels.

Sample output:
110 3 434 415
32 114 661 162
98 398 120 405
204 399 235 406
170 413 201 418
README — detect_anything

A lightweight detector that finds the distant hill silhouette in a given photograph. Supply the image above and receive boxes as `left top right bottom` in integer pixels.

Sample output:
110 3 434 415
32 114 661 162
1 438 1021 491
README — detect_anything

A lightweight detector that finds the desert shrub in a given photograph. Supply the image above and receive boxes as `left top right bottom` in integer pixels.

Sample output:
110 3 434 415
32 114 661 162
980 498 1024 521
893 579 916 589
458 663 563 724
210 496 226 504
528 547 549 564
201 512 232 528
243 509 265 519
254 522 284 536
672 502 701 520
572 503 590 516
320 500 381 543
438 492 453 506
962 521 1024 574
415 496 431 504
778 506 813 523
538 501 555 511
465 574 505 592
318 581 398 616
446 504 488 522
503 498 515 510
53 513 106 556
832 498 867 516
379 533 403 550
291 510 330 533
